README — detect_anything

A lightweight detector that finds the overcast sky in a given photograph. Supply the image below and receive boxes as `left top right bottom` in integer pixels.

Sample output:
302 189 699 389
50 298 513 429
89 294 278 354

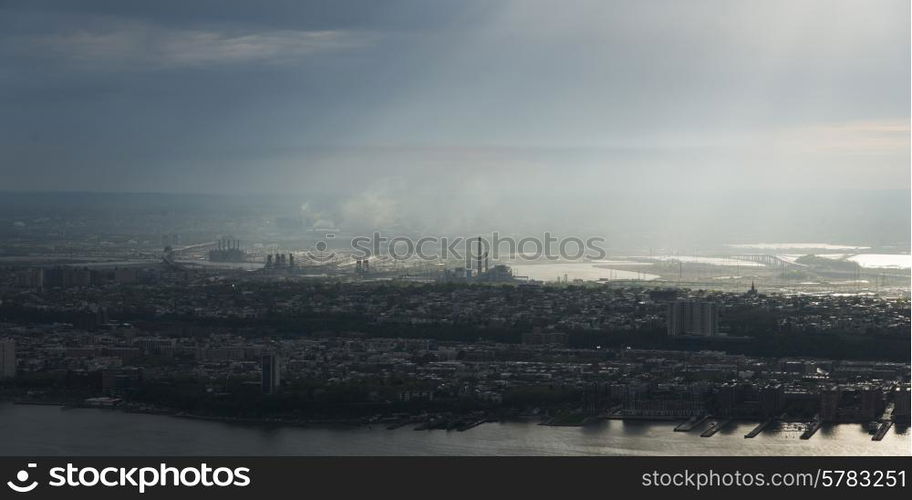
0 0 908 211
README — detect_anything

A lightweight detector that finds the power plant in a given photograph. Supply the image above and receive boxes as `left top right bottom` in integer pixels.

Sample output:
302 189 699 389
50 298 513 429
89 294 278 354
441 236 517 283
355 259 371 275
208 238 247 263
265 253 295 269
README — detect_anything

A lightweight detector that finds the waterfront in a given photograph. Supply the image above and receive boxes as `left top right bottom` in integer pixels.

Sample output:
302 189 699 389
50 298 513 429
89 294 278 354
1 404 908 456
510 263 660 282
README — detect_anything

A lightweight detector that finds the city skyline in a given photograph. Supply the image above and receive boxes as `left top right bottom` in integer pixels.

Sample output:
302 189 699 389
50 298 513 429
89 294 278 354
0 0 909 466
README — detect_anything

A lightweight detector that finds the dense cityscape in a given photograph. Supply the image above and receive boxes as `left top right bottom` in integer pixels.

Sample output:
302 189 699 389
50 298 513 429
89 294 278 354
2 1 911 487
1 192 909 449
1 258 909 441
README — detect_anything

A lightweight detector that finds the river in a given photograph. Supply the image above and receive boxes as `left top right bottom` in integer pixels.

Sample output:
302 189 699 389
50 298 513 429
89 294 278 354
1 404 908 456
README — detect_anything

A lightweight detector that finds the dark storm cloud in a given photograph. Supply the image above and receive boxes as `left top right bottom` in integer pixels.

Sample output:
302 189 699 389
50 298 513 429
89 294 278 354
0 0 468 190
0 0 485 31
0 0 908 205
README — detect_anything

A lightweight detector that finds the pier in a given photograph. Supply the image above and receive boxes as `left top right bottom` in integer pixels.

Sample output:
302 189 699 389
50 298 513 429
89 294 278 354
456 419 488 432
872 403 895 441
700 419 732 437
800 418 822 440
872 421 893 441
744 418 773 438
675 415 710 432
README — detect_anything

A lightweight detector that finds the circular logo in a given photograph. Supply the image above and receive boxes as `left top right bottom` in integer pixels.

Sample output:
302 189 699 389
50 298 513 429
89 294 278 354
303 234 336 263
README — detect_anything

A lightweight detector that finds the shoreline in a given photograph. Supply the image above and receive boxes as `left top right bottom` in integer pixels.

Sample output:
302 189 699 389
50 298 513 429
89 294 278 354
9 400 906 432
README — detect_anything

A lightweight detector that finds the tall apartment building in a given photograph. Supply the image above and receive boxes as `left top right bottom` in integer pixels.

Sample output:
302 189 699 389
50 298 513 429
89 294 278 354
666 301 720 336
261 353 281 394
0 339 16 378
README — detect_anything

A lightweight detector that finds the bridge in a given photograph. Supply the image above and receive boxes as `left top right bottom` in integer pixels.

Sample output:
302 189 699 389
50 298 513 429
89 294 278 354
730 254 804 268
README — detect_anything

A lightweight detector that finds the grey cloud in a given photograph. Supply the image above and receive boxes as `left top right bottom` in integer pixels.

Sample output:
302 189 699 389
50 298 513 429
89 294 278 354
7 24 375 71
0 0 908 228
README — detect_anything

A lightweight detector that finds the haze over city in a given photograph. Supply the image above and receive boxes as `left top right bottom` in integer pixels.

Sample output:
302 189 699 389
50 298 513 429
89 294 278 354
1 0 909 246
0 0 910 462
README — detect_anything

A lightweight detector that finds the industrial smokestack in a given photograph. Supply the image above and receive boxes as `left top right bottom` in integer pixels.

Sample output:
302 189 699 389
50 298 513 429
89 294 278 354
477 237 483 277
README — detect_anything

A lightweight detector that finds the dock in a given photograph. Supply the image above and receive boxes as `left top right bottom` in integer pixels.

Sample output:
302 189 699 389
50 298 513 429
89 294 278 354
872 421 893 441
800 418 822 440
872 403 895 441
414 417 446 431
386 417 418 430
700 419 732 437
456 418 488 432
744 418 773 438
675 415 710 432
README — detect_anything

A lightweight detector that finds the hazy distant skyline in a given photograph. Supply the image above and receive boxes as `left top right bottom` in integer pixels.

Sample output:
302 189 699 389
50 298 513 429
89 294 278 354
1 0 908 196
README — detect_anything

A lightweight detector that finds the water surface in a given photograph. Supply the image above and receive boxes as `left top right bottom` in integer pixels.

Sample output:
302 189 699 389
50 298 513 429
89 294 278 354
2 404 908 456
